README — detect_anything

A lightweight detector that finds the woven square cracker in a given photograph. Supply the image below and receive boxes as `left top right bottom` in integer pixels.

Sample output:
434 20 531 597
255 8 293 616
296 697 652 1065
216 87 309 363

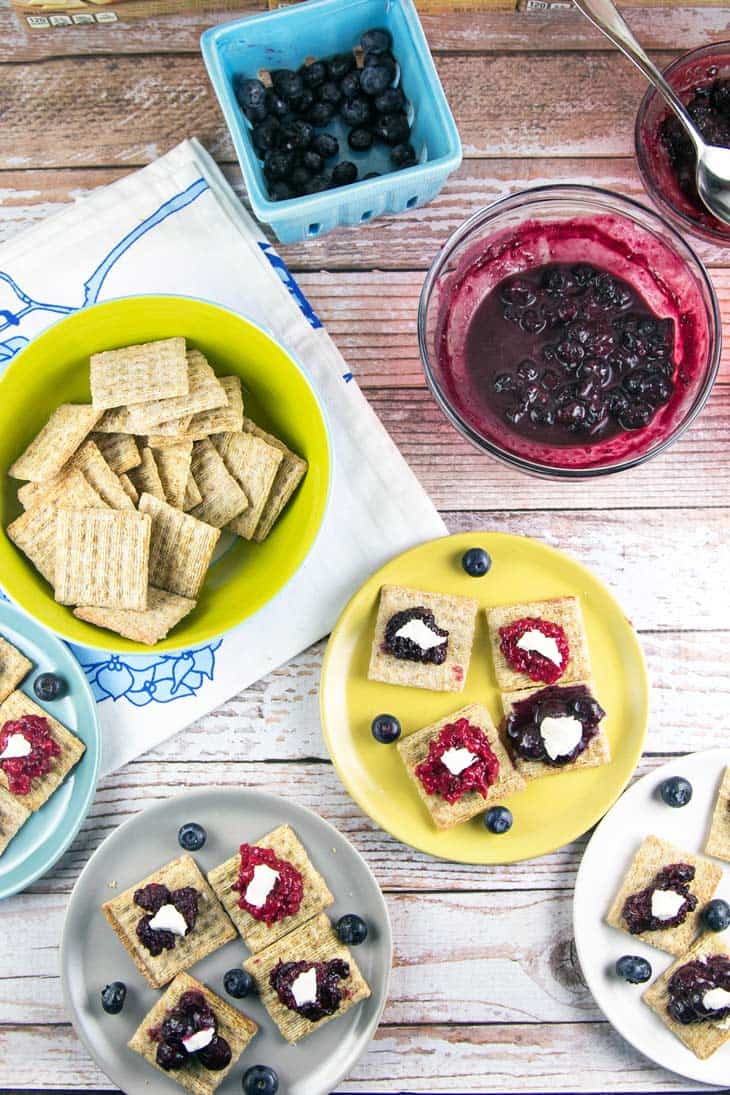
188 439 248 529
90 336 188 410
244 913 371 1044
118 473 139 504
91 432 141 476
19 441 134 513
127 447 167 503
0 637 32 705
152 442 193 510
500 678 610 781
0 785 31 857
705 766 730 862
128 971 258 1095
148 377 244 447
74 588 196 646
486 596 592 692
606 835 723 956
54 509 150 610
139 493 220 600
396 703 527 830
242 419 307 540
368 585 478 693
7 469 107 585
212 432 282 540
9 404 103 482
207 824 334 953
184 472 203 511
643 933 730 1059
123 350 227 433
0 690 85 811
102 854 237 989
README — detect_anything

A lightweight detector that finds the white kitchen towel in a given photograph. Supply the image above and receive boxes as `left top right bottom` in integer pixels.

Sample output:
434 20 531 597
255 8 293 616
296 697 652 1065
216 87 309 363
0 138 446 775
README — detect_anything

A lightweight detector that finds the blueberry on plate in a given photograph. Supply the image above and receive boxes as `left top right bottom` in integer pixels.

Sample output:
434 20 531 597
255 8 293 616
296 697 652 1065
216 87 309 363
703 898 730 932
33 672 66 701
243 1065 279 1095
224 968 254 998
390 142 417 168
328 52 356 81
484 806 512 834
659 776 693 808
359 64 393 97
101 981 127 1014
312 132 339 159
235 77 266 113
348 127 373 152
361 28 392 54
462 547 492 577
340 70 361 100
300 60 327 89
271 69 304 102
374 111 410 147
374 86 406 114
331 160 358 186
336 913 368 945
371 714 401 743
340 96 372 128
615 955 652 984
178 822 207 851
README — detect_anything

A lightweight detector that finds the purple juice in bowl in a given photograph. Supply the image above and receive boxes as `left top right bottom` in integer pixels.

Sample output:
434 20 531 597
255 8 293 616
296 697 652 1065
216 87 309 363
418 185 720 478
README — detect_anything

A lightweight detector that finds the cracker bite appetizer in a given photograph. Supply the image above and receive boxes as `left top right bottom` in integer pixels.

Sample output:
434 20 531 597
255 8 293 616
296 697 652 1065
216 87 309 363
705 766 730 863
487 595 591 691
643 933 730 1060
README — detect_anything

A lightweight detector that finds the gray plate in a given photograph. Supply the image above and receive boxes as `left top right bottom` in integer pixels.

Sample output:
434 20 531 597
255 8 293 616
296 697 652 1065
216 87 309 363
60 787 392 1095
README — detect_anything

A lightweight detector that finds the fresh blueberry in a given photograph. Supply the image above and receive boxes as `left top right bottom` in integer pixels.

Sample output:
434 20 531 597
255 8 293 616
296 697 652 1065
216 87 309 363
374 86 406 114
296 88 315 115
235 77 266 113
301 149 324 174
300 60 327 89
390 142 417 168
268 180 293 201
371 713 401 743
312 132 339 159
279 120 313 152
308 101 336 127
318 80 342 106
361 28 393 54
461 547 492 577
348 127 373 152
336 913 368 945
327 52 356 81
374 112 410 146
340 70 361 99
484 806 513 834
243 1066 279 1095
271 69 304 101
101 981 127 1014
303 174 330 194
364 50 396 72
359 64 393 97
33 672 66 701
251 118 280 155
178 822 206 851
290 166 311 193
264 89 289 118
340 96 372 128
263 149 295 181
331 160 358 186
224 968 254 998
615 955 652 984
659 776 693 808
703 899 730 932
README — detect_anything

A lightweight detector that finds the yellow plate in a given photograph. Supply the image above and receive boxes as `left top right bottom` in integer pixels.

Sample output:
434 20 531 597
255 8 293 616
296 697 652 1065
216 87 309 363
0 295 331 653
320 532 649 864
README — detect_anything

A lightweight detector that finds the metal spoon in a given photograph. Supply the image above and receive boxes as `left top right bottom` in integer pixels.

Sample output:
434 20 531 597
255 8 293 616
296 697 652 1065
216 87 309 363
572 0 730 226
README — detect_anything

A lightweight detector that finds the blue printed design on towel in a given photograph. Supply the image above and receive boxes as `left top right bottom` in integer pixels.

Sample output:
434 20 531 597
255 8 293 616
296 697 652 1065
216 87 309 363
258 242 322 329
0 177 226 706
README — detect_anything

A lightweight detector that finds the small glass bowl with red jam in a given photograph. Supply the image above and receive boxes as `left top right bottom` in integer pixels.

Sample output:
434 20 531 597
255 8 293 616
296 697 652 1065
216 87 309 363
417 185 720 478
635 42 730 245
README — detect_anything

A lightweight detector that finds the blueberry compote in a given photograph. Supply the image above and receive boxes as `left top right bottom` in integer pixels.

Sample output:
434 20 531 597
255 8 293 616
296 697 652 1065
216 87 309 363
270 959 350 1022
415 718 499 804
0 715 60 795
150 989 232 1072
464 262 675 445
661 78 730 224
504 684 605 767
499 617 569 685
622 864 698 934
383 607 448 665
233 844 304 925
667 954 730 1026
134 883 199 956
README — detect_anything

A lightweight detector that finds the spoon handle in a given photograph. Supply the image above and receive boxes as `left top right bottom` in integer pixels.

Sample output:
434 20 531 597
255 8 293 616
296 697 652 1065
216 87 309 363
572 0 704 153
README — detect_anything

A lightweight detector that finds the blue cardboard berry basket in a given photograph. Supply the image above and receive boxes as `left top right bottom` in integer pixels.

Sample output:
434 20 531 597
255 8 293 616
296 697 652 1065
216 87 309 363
201 0 462 243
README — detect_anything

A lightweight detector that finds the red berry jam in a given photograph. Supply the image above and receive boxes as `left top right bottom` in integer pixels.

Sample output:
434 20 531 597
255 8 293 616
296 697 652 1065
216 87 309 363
415 718 500 804
0 714 60 795
233 843 304 925
622 863 698 935
149 989 231 1072
134 883 199 956
383 606 449 665
504 684 605 766
667 954 730 1026
270 958 350 1022
499 616 569 685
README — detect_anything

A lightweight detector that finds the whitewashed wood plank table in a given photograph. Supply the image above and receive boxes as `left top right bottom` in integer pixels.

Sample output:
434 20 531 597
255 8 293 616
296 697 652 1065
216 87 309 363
0 4 729 1090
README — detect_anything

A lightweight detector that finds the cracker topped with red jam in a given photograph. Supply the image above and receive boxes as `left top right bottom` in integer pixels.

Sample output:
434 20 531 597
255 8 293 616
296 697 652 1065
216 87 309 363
487 596 591 692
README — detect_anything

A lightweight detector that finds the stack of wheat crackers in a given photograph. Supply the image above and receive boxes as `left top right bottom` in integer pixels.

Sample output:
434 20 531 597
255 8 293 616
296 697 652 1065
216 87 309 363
6 337 307 645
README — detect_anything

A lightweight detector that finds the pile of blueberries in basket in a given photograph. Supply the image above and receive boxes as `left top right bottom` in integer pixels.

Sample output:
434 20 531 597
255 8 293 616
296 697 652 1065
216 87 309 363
234 28 417 201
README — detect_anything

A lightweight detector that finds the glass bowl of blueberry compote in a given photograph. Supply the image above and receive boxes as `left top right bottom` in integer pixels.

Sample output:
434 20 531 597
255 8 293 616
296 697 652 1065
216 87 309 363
636 42 730 245
418 185 720 478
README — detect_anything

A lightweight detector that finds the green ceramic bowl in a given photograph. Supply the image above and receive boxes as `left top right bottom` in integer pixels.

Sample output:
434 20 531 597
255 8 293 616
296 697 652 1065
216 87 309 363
0 296 331 653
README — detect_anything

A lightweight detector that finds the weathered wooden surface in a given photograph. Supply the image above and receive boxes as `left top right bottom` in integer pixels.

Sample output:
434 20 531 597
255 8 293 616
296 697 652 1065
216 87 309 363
0 3 729 1091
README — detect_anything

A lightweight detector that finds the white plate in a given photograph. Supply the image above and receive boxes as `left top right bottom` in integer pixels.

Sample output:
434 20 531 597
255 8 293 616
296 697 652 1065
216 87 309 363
574 748 730 1086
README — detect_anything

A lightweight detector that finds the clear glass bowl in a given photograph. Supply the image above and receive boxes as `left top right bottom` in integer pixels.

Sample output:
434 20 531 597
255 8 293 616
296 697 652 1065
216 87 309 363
417 185 721 479
635 41 730 246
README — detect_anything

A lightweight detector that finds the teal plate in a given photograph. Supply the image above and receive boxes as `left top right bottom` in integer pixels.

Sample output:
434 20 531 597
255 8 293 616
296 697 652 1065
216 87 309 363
0 600 100 899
